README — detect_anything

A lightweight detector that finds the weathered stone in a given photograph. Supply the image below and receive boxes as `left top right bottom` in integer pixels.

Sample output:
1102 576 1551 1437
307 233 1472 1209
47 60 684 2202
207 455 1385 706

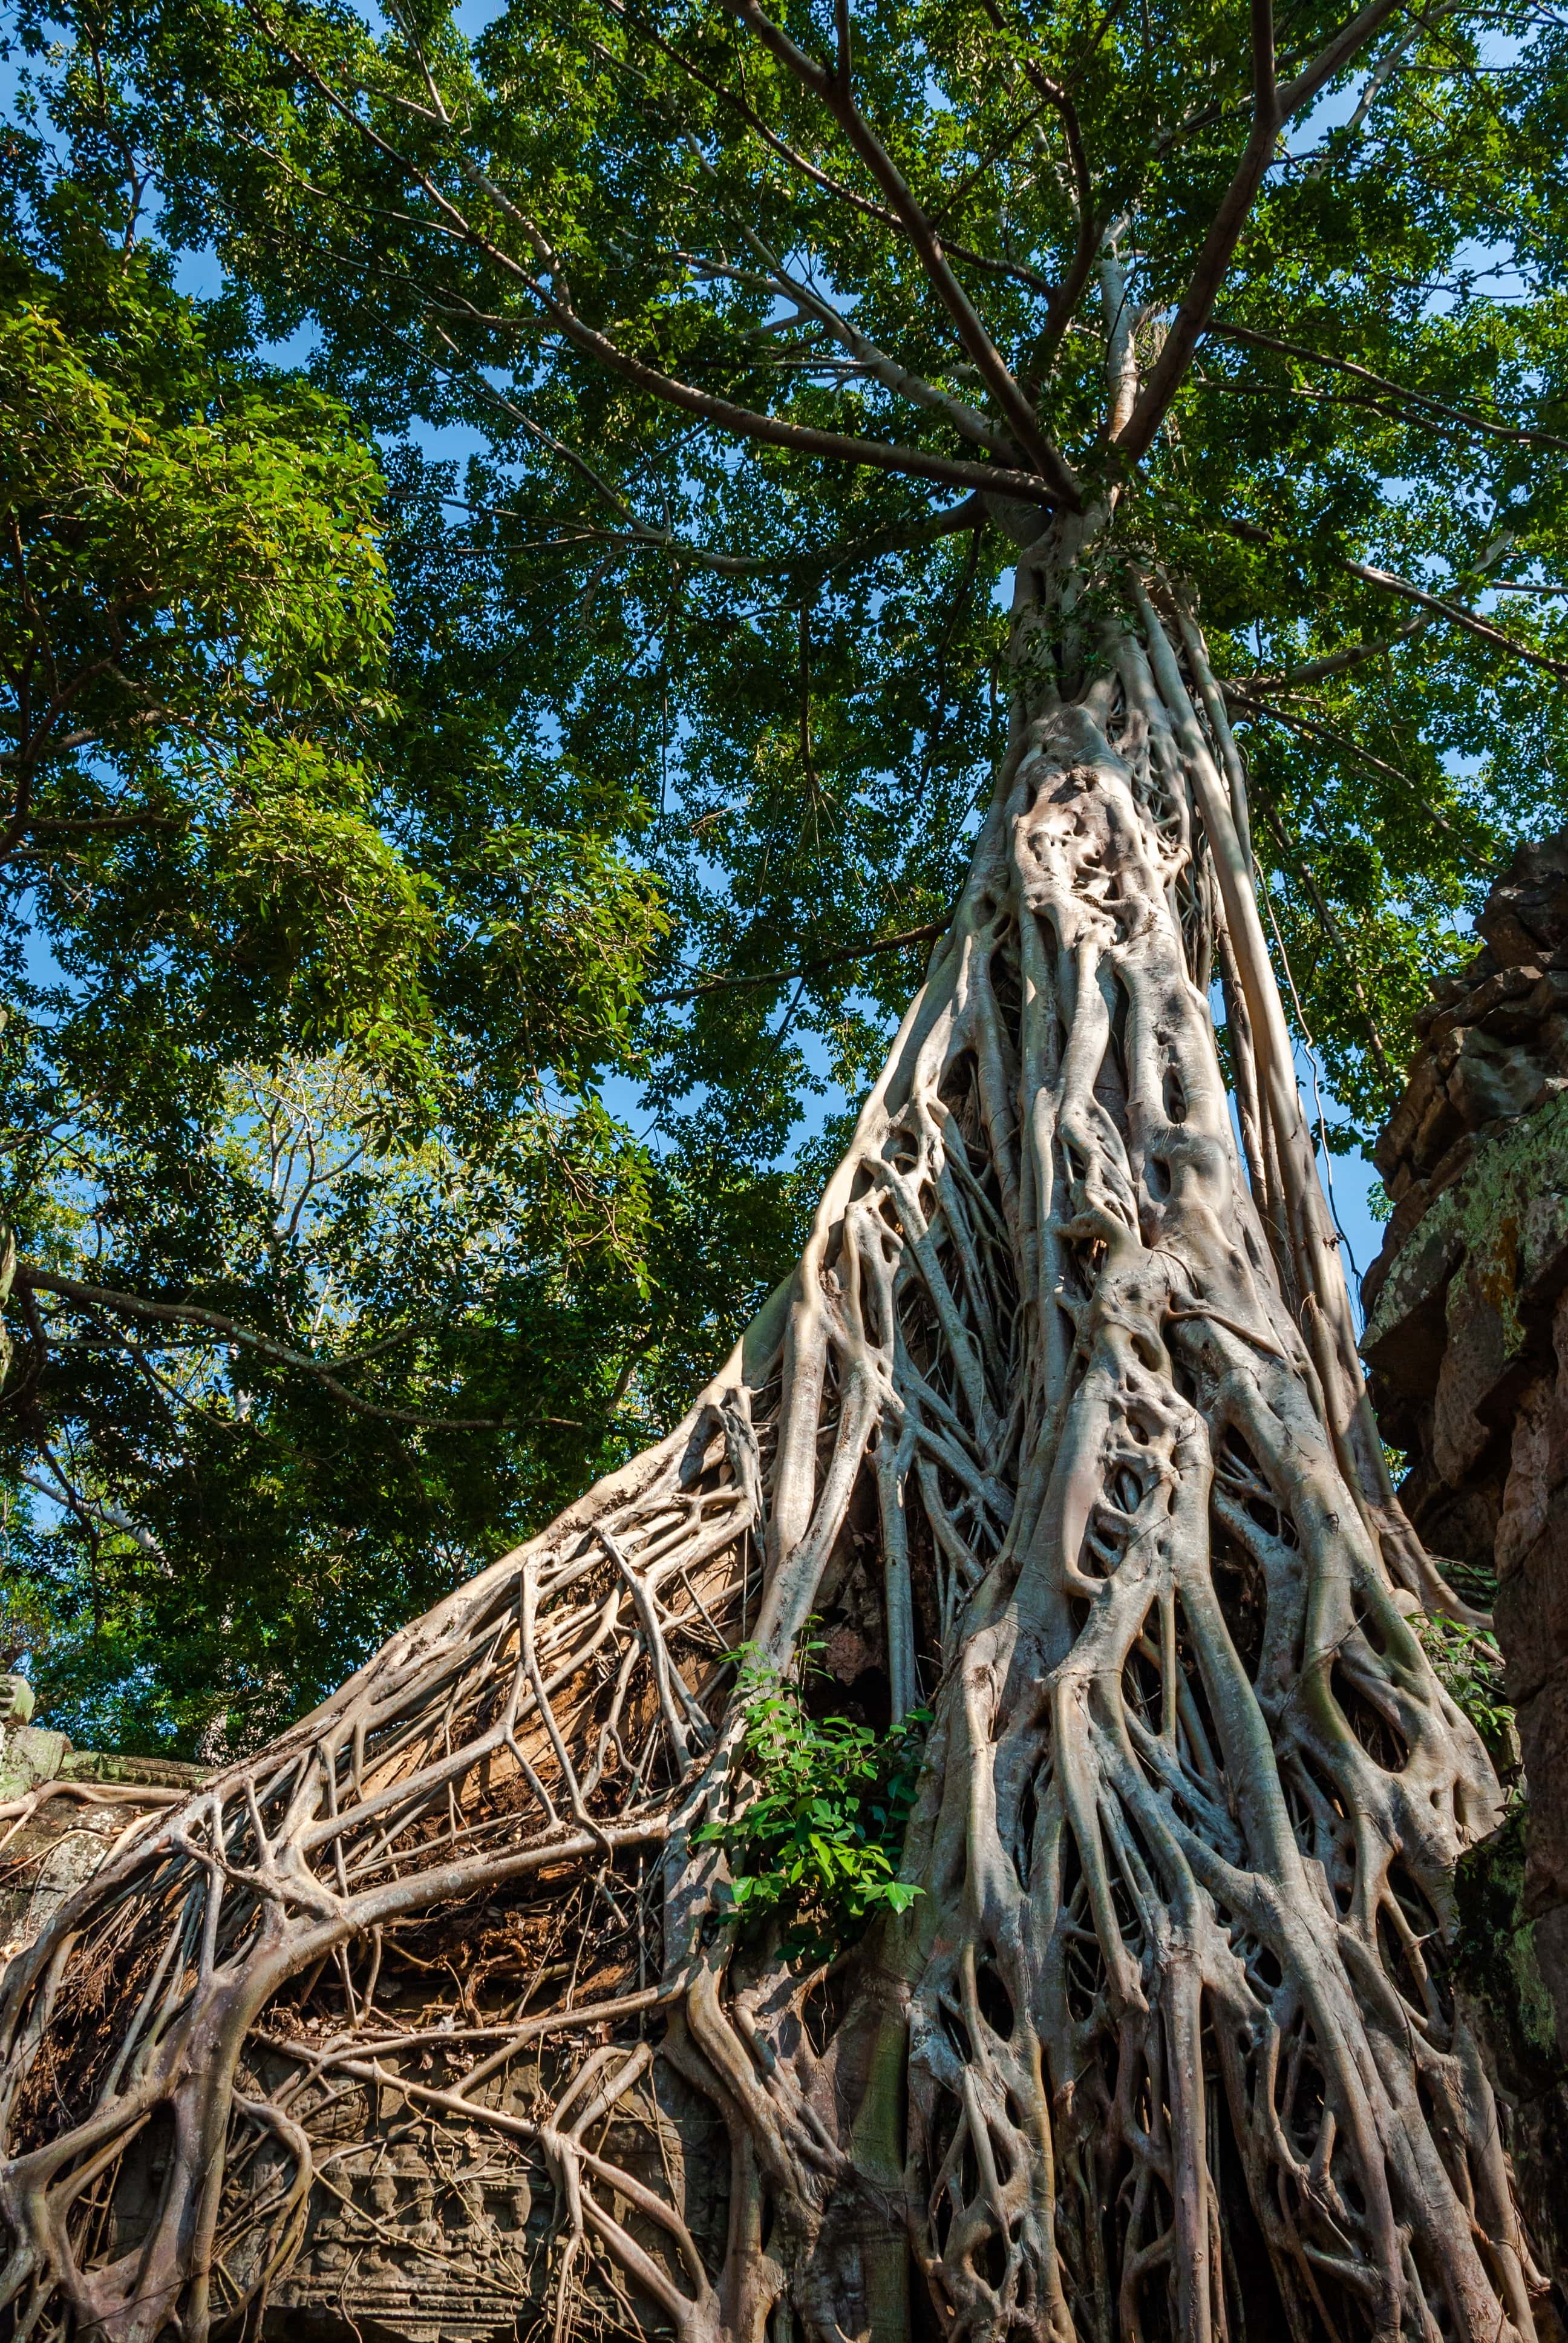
1361 1214 1461 1398
1514 1672 1568 1915
1523 1191 1568 1314
1429 963 1545 1046
1432 1251 1531 1486
1481 906 1553 968
0 1722 209 1958
1455 1813 1568 2298
0 1677 33 1726
1366 830 1568 2281
58 1748 207 1791
1449 1024 1550 1129
1497 1516 1568 1708
1425 1127 1479 1201
0 1724 70 1798
1374 1052 1449 1177
1395 1452 1504 1578
1496 1375 1560 1585
1478 831 1568 966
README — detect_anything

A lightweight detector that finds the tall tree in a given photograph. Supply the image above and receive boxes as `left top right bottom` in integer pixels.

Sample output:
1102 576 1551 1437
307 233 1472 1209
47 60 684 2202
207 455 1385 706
0 169 757 1755
0 0 1564 2338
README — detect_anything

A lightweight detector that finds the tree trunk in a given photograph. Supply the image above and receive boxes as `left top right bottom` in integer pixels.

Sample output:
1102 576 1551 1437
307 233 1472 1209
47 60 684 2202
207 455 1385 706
0 520 1540 2343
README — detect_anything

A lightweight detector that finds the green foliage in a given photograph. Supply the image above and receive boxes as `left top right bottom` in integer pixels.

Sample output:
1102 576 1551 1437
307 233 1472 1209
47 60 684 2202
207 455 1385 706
1417 1613 1515 1757
697 1647 928 1956
36 0 1561 1162
0 177 744 1757
1 0 1566 1753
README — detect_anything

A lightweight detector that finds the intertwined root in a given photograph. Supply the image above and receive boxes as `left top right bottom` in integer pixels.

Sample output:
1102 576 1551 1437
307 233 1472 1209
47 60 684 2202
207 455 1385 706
0 585 1537 2343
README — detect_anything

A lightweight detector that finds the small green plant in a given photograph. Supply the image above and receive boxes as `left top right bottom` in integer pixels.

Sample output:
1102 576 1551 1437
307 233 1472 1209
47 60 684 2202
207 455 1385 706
697 1643 930 1957
1416 1612 1515 1752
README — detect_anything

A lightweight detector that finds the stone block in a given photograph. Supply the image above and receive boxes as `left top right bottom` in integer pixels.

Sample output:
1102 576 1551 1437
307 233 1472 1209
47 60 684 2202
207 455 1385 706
1478 994 1552 1045
1497 1515 1568 1705
1520 1670 1568 1913
1433 1253 1530 1486
0 1724 70 1798
1374 1055 1446 1178
1528 969 1568 1016
1361 1216 1461 1400
1426 1130 1478 1203
1387 1176 1432 1250
1432 963 1546 1044
1522 1191 1568 1315
1416 956 1493 1037
1479 832 1568 965
1402 1455 1504 1579
1497 1374 1557 1584
1448 1025 1550 1130
1527 1902 1568 2085
59 1749 207 1791
1416 1085 1466 1165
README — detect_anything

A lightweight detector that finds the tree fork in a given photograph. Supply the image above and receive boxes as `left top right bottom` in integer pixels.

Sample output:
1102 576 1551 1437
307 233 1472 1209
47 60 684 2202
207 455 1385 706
0 518 1541 2343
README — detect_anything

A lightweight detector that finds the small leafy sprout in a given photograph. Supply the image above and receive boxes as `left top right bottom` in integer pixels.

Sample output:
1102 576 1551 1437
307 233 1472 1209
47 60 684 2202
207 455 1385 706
697 1641 930 1959
1416 1612 1515 1755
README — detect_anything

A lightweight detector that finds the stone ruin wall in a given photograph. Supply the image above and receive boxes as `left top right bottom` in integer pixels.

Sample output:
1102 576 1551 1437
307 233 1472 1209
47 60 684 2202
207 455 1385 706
1363 828 1568 2290
0 1690 205 1959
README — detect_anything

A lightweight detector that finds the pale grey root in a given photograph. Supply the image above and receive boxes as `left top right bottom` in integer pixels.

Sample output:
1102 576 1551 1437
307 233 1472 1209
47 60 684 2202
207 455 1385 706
0 539 1537 2343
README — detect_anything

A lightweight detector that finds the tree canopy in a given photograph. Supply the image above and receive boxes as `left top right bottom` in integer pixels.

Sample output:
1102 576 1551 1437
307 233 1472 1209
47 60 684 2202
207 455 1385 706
1 0 1565 1754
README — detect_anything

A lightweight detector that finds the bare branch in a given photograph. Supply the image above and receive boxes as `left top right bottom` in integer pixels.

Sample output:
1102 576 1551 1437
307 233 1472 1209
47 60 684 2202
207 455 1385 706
661 909 955 1003
14 1270 578 1430
1208 319 1568 453
1114 0 1278 462
716 0 1082 505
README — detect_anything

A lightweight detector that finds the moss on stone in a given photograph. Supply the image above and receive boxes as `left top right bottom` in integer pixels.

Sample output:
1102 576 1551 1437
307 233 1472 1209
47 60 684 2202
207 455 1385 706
1366 1089 1568 1363
1454 1806 1560 2077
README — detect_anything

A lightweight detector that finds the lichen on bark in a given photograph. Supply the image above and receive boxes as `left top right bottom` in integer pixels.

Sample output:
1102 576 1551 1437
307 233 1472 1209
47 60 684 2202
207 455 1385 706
0 514 1542 2343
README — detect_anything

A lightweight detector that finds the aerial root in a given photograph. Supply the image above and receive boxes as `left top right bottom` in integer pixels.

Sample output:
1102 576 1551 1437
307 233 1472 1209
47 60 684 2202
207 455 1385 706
0 577 1530 2343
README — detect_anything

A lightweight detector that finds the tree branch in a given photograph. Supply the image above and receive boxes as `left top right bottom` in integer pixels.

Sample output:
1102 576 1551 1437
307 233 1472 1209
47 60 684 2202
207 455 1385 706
598 0 1062 301
1117 0 1420 464
250 5 1053 507
1114 0 1278 462
973 5 1104 389
662 912 953 1003
430 336 993 573
13 1271 579 1431
1275 0 1428 120
1207 320 1568 453
1222 520 1568 681
1331 555 1568 680
465 195 1055 503
1223 683 1498 870
716 0 1082 505
1229 612 1428 691
1260 805 1396 1084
